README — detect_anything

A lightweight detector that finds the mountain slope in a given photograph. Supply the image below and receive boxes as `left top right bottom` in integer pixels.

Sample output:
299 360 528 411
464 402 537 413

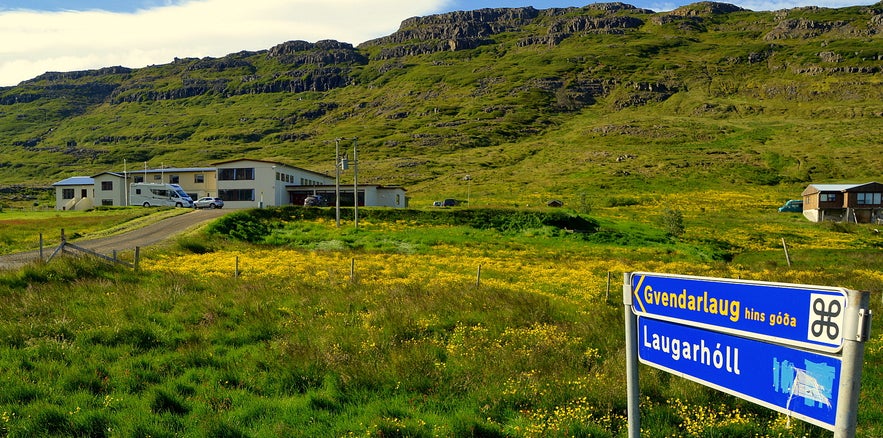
0 1 880 203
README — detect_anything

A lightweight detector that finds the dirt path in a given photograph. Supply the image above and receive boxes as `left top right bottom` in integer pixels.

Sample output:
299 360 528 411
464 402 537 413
0 208 229 270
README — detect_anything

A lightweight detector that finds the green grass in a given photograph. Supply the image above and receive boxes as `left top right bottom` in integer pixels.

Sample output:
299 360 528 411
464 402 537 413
0 207 184 254
0 205 879 436
0 256 618 436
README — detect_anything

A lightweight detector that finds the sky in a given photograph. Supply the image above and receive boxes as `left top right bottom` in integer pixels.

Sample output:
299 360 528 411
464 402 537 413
0 0 874 87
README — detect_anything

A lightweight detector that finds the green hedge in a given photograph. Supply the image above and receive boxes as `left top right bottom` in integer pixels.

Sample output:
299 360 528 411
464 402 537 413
207 207 599 242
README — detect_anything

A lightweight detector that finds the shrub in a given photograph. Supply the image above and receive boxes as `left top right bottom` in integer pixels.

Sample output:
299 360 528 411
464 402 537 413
660 208 685 238
605 196 641 207
207 211 270 243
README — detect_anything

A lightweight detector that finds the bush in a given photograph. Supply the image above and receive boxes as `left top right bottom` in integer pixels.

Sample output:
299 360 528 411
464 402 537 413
207 211 270 243
605 196 641 207
660 208 685 238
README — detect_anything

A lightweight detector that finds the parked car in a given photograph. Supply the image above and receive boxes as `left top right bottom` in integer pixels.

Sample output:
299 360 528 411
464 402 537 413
304 195 327 207
778 200 803 212
194 197 224 209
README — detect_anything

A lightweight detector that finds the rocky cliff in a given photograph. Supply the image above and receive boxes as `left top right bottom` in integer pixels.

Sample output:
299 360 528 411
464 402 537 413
0 1 880 184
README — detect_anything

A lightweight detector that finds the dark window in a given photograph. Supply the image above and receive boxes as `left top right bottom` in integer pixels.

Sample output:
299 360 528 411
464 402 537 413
820 193 837 202
134 176 144 183
153 174 162 181
170 175 179 184
194 174 205 184
219 168 255 181
857 193 882 205
62 188 75 199
101 181 113 191
101 199 114 206
219 189 255 202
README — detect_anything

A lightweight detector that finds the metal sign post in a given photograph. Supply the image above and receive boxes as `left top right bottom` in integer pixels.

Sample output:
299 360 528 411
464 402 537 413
834 290 871 436
623 273 640 438
623 272 871 437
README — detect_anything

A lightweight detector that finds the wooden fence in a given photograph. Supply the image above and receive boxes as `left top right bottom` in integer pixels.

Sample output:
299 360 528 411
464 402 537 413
43 229 140 270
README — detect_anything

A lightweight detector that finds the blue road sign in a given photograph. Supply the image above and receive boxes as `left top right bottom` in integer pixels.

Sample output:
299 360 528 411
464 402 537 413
638 317 841 431
630 272 848 353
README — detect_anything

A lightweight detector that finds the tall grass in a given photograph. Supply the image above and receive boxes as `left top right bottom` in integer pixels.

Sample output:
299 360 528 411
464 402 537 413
0 205 880 436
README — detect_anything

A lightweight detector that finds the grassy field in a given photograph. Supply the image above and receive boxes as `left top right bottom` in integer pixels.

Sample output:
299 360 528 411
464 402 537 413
0 207 191 255
0 193 880 437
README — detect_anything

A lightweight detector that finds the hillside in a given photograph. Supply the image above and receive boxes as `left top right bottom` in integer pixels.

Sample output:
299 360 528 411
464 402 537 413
0 1 881 203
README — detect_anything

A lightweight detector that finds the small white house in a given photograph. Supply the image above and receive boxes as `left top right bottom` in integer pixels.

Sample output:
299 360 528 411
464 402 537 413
53 176 95 211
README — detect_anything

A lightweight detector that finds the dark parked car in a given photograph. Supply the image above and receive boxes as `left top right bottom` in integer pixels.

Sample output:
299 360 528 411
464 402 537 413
194 197 224 209
304 195 327 207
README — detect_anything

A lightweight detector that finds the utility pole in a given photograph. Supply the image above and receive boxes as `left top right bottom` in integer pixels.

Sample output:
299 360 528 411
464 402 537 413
335 138 341 227
353 137 358 229
124 159 129 207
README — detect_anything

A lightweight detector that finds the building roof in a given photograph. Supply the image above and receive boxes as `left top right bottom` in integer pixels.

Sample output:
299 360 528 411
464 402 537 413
124 167 216 174
52 176 94 186
211 158 331 179
804 182 882 196
92 171 124 178
286 184 406 191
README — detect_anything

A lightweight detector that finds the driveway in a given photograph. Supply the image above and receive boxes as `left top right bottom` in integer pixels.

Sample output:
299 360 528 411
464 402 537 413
0 208 229 270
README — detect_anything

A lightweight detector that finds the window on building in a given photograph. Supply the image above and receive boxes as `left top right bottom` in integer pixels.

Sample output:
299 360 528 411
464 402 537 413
101 199 114 206
194 174 204 184
857 193 882 205
170 175 179 184
153 174 162 181
820 193 837 202
134 176 144 183
101 181 113 191
218 168 255 181
219 189 255 202
62 188 75 199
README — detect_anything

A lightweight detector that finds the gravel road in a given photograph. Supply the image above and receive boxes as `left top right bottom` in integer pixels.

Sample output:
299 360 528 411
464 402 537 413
0 208 229 270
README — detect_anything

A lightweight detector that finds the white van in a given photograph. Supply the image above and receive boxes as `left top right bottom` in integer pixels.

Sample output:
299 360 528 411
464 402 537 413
129 183 194 207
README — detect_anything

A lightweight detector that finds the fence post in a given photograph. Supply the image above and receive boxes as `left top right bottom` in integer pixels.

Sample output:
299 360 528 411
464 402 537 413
235 256 240 278
781 238 792 267
476 264 482 288
134 247 140 271
606 271 611 301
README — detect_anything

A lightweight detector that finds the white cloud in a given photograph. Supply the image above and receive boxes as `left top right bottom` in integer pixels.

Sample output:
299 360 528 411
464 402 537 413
0 0 448 86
